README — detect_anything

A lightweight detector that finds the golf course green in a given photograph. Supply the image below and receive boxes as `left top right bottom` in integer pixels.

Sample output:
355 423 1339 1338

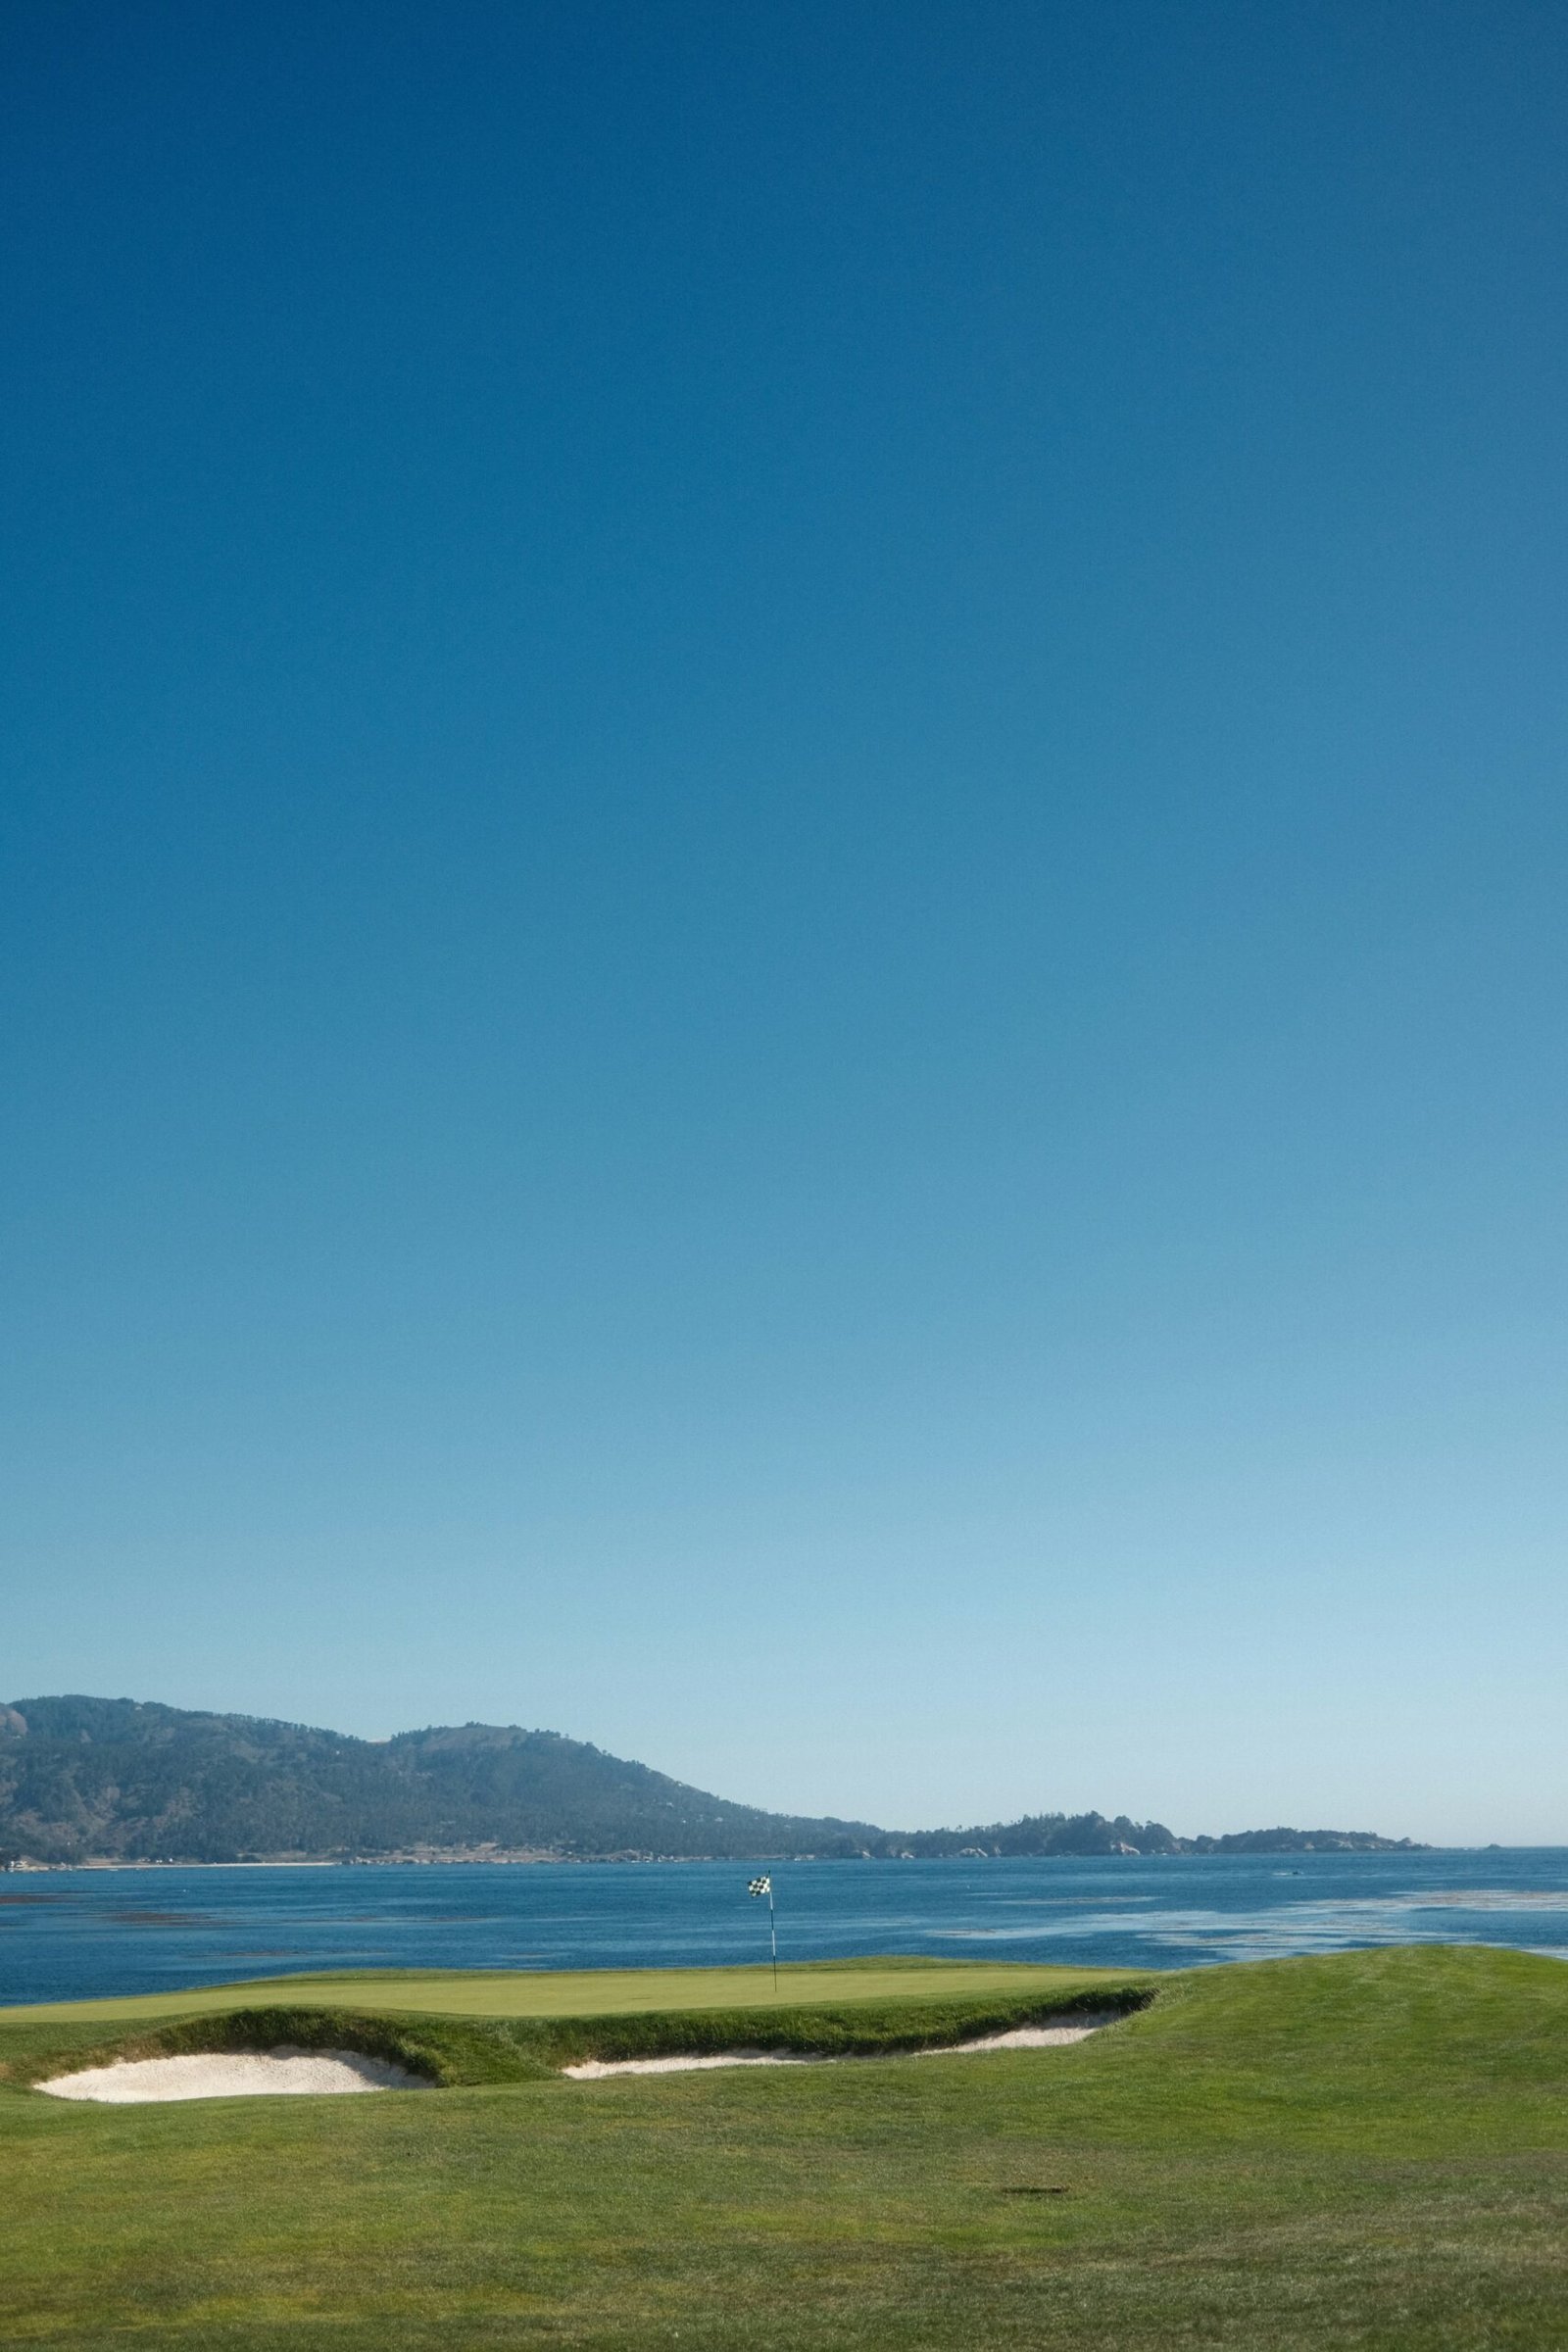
1 1952 1122 2027
4 1943 1566 2347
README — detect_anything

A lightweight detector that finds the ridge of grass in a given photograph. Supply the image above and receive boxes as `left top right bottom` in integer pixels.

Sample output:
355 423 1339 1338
0 2006 523 2092
0 1980 1153 2091
531 1978 1148 2067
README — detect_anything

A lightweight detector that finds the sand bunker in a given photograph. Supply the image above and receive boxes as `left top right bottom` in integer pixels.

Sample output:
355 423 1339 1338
564 2017 1111 2078
565 2051 812 2077
37 2047 429 2103
911 2021 1106 2055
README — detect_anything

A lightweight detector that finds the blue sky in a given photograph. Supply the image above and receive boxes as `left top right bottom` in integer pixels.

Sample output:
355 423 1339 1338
3 2 1565 1843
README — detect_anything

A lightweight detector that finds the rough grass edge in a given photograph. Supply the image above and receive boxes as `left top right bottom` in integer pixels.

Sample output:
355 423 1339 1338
3 1983 1156 2092
0 2008 518 2091
537 1982 1153 2066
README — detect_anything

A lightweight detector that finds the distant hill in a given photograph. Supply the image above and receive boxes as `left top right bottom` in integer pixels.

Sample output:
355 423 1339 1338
0 1696 1425 1864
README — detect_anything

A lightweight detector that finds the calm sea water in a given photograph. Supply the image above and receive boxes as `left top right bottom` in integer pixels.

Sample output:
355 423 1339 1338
5 1848 1568 2008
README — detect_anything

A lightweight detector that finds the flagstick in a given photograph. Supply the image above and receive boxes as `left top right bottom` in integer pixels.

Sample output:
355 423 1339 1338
748 1874 778 1993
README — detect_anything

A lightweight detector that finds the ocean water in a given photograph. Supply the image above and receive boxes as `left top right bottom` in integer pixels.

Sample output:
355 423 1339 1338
4 1848 1568 2008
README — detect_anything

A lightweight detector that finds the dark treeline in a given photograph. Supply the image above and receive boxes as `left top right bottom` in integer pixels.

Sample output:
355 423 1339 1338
0 1698 1423 1865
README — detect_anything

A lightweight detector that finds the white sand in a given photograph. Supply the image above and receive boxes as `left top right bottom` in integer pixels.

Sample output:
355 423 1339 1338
564 2016 1113 2078
910 2021 1106 2054
36 2047 429 2103
564 2051 813 2078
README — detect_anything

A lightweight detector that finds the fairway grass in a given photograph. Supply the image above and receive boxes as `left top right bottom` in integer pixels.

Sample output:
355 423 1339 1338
4 1945 1567 2348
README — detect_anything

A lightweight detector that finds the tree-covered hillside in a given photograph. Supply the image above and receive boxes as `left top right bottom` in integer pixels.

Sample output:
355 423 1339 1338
0 1697 1422 1863
0 1697 882 1863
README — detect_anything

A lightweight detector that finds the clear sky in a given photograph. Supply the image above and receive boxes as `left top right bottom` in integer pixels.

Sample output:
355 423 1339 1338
3 3 1564 1845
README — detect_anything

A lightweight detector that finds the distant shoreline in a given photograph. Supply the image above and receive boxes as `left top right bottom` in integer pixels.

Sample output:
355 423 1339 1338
4 1846 1475 1875
0 1694 1436 1868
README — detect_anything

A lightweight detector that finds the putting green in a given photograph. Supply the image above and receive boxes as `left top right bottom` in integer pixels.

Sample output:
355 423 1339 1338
0 1953 1131 2028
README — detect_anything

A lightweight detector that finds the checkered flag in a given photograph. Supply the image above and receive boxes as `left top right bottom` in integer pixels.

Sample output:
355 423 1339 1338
748 1874 778 1987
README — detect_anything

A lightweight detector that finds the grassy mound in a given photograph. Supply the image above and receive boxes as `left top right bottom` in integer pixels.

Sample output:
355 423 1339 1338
0 1972 1151 2091
0 2004 519 2093
534 1977 1144 2068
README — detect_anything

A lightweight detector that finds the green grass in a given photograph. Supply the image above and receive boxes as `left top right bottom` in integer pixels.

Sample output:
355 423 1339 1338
3 1944 1567 2348
1 1953 1121 2026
